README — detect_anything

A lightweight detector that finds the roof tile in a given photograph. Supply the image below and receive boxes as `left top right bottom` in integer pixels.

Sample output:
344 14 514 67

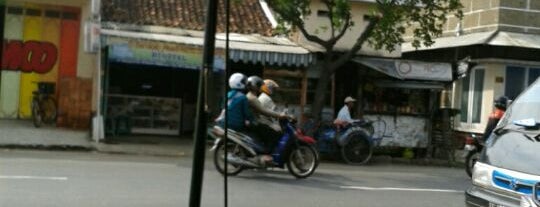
102 0 273 36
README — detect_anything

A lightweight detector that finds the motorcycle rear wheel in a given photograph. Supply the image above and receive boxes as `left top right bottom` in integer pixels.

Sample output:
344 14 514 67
287 145 319 179
213 141 245 176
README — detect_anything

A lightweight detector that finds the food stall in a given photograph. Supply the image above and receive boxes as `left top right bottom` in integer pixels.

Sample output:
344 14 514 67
352 57 453 148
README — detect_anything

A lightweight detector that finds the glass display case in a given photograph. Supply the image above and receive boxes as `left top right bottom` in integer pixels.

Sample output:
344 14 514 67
107 94 182 135
361 85 430 117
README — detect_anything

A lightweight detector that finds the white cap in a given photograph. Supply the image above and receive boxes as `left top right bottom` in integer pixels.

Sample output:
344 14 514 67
344 96 356 103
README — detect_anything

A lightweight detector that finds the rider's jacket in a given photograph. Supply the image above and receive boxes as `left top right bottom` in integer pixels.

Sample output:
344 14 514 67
246 91 281 126
216 90 254 131
482 108 505 142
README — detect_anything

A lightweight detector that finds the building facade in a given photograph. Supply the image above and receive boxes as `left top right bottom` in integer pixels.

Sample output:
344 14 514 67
98 0 313 139
402 0 540 139
0 0 97 128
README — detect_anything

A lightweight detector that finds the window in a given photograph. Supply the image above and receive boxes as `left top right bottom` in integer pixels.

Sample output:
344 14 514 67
460 68 484 124
505 66 540 100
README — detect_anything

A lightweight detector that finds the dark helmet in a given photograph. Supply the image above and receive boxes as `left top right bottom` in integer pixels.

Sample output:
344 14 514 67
246 76 263 91
494 96 509 109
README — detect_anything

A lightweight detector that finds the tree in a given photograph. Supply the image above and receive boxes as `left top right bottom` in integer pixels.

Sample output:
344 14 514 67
266 0 463 120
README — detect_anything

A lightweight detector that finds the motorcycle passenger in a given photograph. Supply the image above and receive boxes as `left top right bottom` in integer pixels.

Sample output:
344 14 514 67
215 73 254 131
482 95 509 142
245 76 289 162
258 79 281 131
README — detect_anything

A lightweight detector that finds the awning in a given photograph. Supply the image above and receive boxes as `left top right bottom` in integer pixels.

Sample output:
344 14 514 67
489 32 540 49
101 29 314 68
402 31 540 52
352 57 453 81
374 80 446 89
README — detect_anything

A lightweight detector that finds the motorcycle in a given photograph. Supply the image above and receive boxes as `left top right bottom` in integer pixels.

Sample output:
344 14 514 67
464 133 483 177
208 118 319 179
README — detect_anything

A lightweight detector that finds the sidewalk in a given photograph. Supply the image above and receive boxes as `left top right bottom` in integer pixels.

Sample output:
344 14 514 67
0 119 196 157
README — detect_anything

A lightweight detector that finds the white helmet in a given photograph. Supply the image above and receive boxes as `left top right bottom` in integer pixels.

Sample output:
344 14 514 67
229 73 247 90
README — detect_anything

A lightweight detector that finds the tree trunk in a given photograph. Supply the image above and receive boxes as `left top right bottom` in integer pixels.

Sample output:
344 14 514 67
310 64 332 121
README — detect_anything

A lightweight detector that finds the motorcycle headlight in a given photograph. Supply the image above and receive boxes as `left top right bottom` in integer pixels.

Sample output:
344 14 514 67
472 162 494 188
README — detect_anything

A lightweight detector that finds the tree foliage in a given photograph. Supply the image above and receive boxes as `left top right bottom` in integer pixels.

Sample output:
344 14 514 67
266 0 463 120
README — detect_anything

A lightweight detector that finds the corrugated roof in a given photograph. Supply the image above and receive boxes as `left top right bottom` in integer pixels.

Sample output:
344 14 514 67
489 32 540 49
402 31 497 52
402 31 540 52
101 0 274 36
102 29 314 67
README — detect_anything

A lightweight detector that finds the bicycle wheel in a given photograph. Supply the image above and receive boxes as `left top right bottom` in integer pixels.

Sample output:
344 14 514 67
41 97 57 124
341 132 373 165
32 99 42 128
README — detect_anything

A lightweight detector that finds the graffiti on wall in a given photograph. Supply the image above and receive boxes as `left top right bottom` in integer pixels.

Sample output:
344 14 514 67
365 115 428 148
2 40 58 74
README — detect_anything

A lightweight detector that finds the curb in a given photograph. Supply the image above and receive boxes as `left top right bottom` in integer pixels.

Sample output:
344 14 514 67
0 144 95 152
390 157 465 168
93 149 189 157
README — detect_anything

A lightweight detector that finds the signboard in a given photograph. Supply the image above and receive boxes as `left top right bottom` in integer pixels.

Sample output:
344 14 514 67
105 36 225 71
354 57 453 81
84 21 100 53
395 60 452 81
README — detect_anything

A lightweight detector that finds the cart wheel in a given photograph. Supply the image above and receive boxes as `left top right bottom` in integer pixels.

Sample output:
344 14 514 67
341 132 373 165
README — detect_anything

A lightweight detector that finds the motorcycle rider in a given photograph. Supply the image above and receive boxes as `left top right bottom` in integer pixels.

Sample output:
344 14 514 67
246 76 290 163
482 95 509 142
258 79 281 131
215 73 254 131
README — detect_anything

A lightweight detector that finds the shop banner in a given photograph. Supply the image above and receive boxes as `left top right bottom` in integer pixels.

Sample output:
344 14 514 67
395 60 452 81
354 57 453 81
106 36 225 71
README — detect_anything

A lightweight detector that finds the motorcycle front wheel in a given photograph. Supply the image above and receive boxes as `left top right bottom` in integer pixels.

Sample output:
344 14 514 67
287 145 319 179
465 151 480 177
213 141 245 176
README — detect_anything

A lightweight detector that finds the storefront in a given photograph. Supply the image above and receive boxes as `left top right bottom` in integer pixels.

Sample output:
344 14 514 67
0 0 97 129
100 28 314 137
338 57 453 148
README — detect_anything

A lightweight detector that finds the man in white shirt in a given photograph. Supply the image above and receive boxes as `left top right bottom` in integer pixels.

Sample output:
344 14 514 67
334 96 358 127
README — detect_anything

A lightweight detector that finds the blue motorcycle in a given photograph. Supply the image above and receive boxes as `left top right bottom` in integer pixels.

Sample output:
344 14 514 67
208 118 319 179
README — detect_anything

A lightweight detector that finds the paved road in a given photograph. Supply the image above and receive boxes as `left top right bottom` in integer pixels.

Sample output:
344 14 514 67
0 150 470 207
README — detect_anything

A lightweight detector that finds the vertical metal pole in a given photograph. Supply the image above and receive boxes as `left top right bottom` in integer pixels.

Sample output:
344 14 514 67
189 0 218 206
92 0 104 142
0 1 5 78
223 0 231 205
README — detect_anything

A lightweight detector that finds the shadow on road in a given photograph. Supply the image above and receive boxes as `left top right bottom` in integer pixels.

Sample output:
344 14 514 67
229 169 362 191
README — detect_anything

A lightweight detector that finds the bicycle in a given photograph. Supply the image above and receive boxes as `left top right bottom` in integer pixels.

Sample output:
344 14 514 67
32 82 57 128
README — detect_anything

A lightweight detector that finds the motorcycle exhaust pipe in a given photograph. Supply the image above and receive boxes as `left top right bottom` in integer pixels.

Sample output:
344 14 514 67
226 154 259 168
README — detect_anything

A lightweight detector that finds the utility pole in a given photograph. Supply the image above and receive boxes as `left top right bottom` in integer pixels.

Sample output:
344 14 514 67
189 0 218 206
